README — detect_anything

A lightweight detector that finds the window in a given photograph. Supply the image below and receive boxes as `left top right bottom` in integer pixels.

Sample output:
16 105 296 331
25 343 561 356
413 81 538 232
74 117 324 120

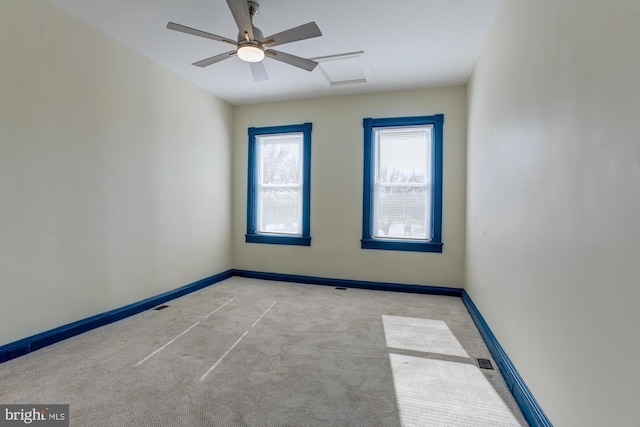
362 115 443 252
246 123 312 246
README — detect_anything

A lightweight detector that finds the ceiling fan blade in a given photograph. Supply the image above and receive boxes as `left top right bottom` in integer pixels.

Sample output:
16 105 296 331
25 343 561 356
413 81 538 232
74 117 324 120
226 0 254 41
192 51 237 67
167 22 237 46
262 22 322 48
266 50 318 72
250 62 268 82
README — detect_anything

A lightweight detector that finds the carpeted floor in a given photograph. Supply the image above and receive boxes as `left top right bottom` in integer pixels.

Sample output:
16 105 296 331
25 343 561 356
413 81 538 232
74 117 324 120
0 277 528 426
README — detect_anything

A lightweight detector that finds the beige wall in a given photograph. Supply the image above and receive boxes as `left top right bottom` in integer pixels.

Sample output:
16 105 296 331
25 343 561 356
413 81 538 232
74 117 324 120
0 2 233 345
11 2 637 423
466 1 640 425
233 88 467 287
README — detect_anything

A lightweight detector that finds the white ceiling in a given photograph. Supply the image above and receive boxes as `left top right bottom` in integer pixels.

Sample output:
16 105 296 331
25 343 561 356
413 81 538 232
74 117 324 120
49 0 502 106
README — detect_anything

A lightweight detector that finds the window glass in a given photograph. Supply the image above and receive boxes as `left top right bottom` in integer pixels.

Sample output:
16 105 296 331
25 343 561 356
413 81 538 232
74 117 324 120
257 134 302 235
374 126 432 240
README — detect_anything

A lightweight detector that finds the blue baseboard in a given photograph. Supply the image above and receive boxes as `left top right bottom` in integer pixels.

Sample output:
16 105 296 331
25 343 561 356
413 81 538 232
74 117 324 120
232 269 463 297
0 268 551 427
461 290 553 427
0 270 233 364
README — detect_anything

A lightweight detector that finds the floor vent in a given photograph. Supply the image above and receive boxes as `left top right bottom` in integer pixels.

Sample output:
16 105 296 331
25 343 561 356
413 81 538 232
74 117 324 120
153 305 169 311
476 358 494 370
335 287 347 290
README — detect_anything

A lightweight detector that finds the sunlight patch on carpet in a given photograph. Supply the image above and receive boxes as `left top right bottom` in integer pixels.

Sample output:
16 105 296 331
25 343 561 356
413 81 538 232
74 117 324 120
389 353 524 427
382 315 469 357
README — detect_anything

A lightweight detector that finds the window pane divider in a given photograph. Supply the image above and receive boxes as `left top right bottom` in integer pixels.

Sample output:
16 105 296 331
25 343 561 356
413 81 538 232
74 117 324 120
375 182 430 188
259 184 301 189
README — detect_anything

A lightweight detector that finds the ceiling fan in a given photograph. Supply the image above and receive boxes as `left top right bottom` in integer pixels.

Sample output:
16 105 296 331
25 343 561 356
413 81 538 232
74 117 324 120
167 0 322 82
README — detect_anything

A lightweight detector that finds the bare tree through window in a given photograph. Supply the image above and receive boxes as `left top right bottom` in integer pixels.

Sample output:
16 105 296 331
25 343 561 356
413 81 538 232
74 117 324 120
257 135 303 234
373 126 432 240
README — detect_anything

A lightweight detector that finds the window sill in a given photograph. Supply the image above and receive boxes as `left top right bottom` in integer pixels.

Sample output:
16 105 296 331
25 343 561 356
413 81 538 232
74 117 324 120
246 234 311 246
361 238 443 253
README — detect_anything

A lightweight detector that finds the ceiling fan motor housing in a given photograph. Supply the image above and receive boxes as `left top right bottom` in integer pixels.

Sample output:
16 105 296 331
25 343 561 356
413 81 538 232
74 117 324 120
238 26 263 44
238 0 262 44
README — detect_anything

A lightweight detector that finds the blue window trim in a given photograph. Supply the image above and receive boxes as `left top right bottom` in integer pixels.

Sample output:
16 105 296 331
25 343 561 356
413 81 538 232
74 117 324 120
246 123 312 246
361 114 444 253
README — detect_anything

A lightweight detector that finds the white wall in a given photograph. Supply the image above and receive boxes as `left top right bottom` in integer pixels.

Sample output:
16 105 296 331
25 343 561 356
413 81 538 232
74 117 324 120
233 88 467 287
0 1 233 345
466 1 640 425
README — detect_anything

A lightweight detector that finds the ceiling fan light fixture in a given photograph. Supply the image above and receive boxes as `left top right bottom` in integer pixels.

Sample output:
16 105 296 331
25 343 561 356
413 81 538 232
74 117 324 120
237 45 265 62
